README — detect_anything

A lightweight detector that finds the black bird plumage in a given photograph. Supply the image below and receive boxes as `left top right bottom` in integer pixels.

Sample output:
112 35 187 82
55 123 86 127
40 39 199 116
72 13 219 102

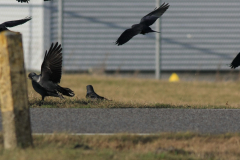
115 3 169 46
230 52 240 69
86 85 109 101
17 0 29 2
17 0 51 2
0 17 31 32
28 42 75 105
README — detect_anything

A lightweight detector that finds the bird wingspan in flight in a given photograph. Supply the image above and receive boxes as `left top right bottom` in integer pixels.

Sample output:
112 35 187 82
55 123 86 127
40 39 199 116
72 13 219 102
17 0 51 2
115 2 169 46
28 42 74 105
17 0 29 2
140 3 170 26
0 17 31 32
115 27 142 46
115 3 169 46
230 52 240 69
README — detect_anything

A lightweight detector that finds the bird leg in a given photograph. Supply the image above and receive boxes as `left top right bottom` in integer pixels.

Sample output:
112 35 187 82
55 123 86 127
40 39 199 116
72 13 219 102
57 91 64 100
39 96 45 106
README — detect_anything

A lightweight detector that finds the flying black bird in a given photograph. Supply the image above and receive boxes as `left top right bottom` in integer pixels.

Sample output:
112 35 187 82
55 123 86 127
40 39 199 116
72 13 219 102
230 52 240 69
17 0 51 2
28 42 75 105
17 0 29 2
0 17 31 32
86 85 109 101
115 3 169 46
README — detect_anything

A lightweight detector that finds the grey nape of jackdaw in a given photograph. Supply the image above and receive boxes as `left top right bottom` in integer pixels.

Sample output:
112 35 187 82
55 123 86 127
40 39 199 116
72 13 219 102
28 42 75 105
86 85 109 101
115 2 169 46
230 52 240 69
0 17 31 32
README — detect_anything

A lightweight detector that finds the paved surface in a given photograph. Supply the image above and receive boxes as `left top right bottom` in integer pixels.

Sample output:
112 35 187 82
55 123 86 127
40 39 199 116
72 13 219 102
1 108 240 134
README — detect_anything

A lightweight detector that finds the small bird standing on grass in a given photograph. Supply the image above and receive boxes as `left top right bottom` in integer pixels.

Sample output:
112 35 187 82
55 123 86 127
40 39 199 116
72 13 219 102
28 42 75 105
230 52 240 69
115 3 169 46
0 17 31 32
86 85 109 101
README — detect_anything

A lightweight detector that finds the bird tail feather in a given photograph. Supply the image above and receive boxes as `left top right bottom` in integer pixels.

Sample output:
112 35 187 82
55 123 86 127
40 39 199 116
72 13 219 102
57 86 75 97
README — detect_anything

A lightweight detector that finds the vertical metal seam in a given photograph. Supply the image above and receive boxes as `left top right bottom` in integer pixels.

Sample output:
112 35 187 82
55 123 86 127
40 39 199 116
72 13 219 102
155 0 161 79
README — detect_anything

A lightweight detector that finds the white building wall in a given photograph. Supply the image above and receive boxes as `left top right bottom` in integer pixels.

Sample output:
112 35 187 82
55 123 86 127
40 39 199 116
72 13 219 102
0 0 49 71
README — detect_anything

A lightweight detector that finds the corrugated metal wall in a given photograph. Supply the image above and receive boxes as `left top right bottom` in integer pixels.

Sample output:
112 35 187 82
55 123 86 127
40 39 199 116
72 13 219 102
162 0 240 70
50 0 240 71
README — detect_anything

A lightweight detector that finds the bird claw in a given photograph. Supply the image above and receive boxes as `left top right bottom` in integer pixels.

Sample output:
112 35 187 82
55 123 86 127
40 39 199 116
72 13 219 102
39 100 44 106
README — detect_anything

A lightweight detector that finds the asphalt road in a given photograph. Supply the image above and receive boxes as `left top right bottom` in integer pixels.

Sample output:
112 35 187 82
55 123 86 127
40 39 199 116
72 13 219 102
1 108 240 134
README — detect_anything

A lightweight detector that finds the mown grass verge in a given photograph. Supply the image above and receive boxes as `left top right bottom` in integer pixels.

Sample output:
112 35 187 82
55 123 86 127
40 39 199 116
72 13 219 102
29 97 230 109
1 132 240 160
28 74 240 108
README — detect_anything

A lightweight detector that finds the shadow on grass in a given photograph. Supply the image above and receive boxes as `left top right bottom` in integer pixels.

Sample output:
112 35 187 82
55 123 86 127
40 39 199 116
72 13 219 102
29 97 90 108
29 97 230 109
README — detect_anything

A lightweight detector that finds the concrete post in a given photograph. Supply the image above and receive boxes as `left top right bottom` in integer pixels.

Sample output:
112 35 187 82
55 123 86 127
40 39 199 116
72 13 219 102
0 31 33 149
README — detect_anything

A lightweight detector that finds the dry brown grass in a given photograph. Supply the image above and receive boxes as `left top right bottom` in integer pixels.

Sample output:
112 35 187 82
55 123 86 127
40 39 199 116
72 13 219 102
28 74 240 108
1 133 240 160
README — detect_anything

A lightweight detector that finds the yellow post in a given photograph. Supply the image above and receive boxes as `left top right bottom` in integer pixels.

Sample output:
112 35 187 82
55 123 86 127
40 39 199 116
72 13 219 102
169 73 180 82
0 31 33 149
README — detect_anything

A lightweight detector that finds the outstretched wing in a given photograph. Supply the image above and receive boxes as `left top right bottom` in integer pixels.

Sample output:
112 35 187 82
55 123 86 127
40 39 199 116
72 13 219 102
115 28 141 46
16 0 29 3
230 52 240 69
1 17 31 27
17 0 51 3
140 3 169 26
41 42 62 83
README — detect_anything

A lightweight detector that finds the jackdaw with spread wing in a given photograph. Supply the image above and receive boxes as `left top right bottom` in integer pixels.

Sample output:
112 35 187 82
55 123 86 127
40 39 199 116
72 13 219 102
115 3 169 46
86 85 109 101
230 52 240 69
0 17 31 32
28 42 74 105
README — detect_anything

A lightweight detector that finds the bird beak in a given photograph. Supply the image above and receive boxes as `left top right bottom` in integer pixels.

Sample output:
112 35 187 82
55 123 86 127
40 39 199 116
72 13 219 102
152 30 160 33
